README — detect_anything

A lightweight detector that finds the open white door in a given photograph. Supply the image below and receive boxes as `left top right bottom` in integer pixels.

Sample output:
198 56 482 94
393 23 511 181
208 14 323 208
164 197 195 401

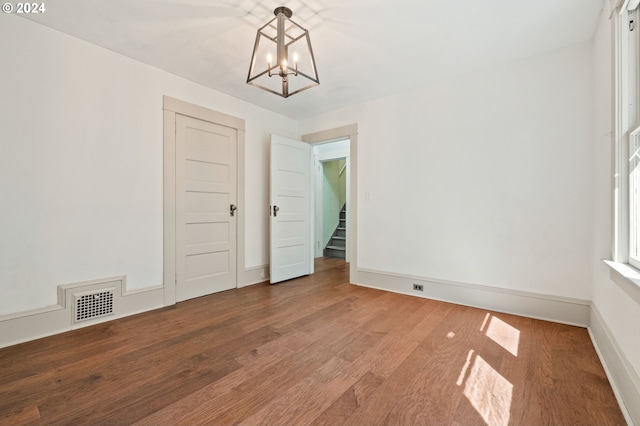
270 135 311 283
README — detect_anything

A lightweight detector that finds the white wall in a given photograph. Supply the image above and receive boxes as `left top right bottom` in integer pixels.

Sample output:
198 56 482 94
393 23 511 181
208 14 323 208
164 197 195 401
300 42 594 300
591 5 640 384
0 15 297 316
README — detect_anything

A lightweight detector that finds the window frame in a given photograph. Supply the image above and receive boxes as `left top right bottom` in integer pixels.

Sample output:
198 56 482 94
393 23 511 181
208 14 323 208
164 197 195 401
613 0 640 268
628 124 640 269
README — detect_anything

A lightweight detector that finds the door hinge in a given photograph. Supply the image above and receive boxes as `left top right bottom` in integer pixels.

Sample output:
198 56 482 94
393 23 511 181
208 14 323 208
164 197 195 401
175 273 177 285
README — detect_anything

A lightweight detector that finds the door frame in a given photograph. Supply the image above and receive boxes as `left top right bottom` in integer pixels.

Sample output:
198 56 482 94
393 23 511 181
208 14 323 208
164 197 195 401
302 124 358 283
163 96 246 306
314 142 350 260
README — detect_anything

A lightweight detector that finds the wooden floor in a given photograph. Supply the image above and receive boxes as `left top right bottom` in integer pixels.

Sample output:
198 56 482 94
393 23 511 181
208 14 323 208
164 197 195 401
0 258 625 425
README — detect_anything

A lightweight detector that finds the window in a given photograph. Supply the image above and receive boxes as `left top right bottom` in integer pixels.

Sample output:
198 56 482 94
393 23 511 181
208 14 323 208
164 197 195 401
629 128 640 268
613 0 640 268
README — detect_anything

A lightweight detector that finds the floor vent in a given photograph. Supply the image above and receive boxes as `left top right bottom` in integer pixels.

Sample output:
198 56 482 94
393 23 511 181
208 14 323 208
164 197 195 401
73 288 115 323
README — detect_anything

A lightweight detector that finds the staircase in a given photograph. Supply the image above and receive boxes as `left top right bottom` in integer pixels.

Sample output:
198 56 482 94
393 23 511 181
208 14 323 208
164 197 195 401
324 205 346 259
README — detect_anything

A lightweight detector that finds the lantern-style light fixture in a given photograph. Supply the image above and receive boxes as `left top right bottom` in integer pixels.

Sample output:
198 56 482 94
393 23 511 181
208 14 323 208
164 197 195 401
247 6 319 98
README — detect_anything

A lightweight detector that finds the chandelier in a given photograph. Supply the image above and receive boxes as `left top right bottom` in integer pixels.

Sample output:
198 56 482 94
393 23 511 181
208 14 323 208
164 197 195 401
247 6 319 98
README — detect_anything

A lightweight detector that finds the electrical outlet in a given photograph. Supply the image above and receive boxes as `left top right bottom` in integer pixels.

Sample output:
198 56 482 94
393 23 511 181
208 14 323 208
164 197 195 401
413 284 424 291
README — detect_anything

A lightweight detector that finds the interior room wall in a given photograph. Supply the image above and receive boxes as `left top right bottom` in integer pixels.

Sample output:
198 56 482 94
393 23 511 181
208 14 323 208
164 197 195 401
300 41 594 301
591 4 640 388
0 15 297 316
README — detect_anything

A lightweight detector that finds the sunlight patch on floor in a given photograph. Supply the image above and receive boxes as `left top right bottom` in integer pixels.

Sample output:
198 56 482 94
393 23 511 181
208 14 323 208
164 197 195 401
463 355 513 426
456 349 475 386
485 316 520 357
480 312 491 332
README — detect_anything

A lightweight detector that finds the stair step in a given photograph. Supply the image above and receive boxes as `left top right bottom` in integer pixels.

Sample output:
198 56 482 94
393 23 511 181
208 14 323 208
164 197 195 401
324 246 345 259
325 204 347 260
330 239 345 248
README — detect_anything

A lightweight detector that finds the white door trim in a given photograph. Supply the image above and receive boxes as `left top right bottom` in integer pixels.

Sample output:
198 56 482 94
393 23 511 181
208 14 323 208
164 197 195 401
163 96 246 306
314 159 323 258
302 124 358 283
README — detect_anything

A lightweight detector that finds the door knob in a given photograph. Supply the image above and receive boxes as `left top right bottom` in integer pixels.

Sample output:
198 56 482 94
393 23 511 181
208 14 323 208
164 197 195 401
273 205 279 217
230 204 237 217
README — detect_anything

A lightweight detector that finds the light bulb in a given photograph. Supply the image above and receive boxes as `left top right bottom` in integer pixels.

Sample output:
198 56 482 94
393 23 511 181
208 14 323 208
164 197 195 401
293 52 298 74
266 53 273 76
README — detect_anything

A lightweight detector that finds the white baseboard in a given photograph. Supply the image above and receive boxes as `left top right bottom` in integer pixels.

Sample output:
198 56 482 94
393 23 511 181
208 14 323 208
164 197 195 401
0 277 165 349
355 268 590 327
589 305 640 425
244 264 269 286
0 305 69 350
0 265 272 349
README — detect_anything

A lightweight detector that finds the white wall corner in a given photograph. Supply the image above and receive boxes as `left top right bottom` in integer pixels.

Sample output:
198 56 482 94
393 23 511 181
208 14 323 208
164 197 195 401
244 264 270 287
0 277 165 349
589 305 640 425
355 268 591 327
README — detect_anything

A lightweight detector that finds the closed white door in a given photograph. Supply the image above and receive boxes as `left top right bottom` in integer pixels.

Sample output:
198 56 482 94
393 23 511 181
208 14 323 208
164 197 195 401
270 135 311 283
176 114 237 301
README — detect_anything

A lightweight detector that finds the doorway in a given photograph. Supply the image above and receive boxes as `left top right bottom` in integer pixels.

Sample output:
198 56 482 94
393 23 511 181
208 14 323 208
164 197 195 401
162 96 246 306
313 139 350 262
302 124 358 283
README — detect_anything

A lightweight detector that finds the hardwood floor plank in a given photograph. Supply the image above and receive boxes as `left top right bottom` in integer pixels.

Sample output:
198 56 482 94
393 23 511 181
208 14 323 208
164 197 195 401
311 371 384 426
366 300 454 380
0 404 40 426
238 356 357 426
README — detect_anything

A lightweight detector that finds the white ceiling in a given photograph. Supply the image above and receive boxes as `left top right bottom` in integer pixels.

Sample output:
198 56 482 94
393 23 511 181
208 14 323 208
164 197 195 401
21 0 604 119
